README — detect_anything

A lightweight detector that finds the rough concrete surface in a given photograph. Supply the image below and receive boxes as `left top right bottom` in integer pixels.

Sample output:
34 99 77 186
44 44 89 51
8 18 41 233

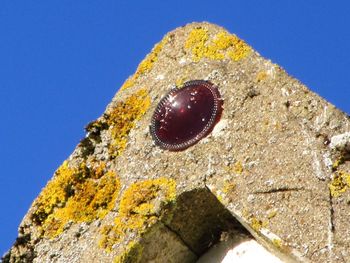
3 22 350 263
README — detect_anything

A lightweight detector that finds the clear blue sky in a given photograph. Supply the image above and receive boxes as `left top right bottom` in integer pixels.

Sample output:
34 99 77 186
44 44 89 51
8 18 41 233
1 1 350 256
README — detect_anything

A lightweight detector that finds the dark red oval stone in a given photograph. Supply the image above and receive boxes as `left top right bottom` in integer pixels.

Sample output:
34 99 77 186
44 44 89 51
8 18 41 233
150 80 223 151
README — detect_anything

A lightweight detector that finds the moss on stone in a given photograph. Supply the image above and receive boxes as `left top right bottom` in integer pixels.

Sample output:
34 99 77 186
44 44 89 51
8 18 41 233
32 161 120 238
99 178 176 252
184 28 251 62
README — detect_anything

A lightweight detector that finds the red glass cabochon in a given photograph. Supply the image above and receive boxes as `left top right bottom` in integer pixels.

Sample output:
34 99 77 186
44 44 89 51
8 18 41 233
150 80 223 151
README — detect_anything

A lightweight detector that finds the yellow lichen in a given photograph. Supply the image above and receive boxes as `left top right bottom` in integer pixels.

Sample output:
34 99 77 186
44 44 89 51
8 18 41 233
136 40 165 75
233 161 243 175
184 28 209 62
256 71 268 82
332 157 345 171
184 28 251 62
106 89 151 158
226 36 251 61
99 178 176 252
120 77 136 91
212 32 236 50
85 89 151 159
114 240 144 263
267 210 277 219
222 181 236 194
329 171 350 197
32 161 120 238
250 216 267 232
175 77 186 88
272 238 282 249
120 37 168 91
92 160 106 179
216 193 224 203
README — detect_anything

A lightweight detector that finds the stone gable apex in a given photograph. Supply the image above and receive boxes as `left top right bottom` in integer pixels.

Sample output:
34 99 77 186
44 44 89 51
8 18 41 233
4 22 350 263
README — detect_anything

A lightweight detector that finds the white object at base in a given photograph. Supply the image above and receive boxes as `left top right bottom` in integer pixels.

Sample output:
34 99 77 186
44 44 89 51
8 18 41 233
197 239 283 263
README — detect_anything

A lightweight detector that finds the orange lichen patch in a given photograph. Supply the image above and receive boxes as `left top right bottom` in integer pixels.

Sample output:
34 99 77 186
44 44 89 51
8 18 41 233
184 28 251 62
32 161 120 238
120 37 168 91
106 89 151 158
99 178 176 252
329 171 350 197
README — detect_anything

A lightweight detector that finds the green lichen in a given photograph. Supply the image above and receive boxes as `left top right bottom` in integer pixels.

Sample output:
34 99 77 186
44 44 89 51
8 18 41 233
32 161 120 238
184 28 251 62
99 178 176 252
329 171 350 197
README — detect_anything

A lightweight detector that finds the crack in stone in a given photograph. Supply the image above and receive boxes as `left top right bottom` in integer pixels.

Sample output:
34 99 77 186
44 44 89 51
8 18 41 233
162 223 199 258
327 190 335 262
252 187 305 194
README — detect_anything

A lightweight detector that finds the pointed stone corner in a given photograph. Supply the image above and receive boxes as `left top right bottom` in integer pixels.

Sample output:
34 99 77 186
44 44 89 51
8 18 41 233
4 22 350 263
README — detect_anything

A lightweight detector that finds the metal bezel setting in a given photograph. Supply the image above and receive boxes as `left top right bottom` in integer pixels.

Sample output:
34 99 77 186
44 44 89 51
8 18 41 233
150 80 223 151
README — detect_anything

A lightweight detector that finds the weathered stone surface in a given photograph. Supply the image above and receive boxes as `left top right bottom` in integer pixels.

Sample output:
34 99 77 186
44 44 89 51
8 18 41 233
3 22 350 263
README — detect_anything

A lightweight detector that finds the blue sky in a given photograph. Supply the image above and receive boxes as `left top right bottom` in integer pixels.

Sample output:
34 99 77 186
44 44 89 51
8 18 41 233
1 1 349 256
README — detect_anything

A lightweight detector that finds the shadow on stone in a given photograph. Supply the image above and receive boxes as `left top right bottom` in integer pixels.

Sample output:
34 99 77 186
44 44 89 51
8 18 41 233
164 187 251 258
